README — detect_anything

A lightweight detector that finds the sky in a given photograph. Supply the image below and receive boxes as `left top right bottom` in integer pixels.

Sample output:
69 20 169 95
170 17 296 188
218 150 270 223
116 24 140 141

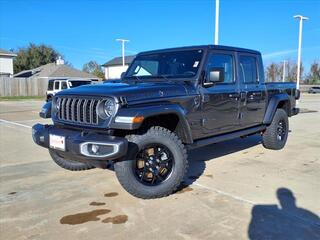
0 0 319 71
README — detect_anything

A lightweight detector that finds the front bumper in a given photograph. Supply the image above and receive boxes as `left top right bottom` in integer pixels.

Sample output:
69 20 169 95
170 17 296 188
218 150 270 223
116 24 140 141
32 124 128 165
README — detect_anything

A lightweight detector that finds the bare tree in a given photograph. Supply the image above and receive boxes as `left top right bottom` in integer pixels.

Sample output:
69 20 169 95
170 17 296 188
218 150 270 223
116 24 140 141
83 60 104 79
286 60 304 83
265 63 281 82
306 61 320 84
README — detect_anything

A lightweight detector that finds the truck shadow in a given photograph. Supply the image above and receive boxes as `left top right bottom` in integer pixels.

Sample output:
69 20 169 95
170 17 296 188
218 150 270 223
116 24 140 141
248 188 320 239
180 135 261 188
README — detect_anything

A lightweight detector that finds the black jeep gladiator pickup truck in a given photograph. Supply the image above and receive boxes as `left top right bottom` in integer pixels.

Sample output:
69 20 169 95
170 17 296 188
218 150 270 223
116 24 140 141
32 45 299 199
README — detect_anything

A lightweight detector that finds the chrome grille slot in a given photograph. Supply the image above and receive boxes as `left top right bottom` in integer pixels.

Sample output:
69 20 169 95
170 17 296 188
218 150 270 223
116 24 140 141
56 97 100 125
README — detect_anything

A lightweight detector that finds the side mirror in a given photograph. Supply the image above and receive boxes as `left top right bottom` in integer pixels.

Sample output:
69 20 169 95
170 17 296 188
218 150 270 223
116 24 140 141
204 67 224 87
120 72 126 79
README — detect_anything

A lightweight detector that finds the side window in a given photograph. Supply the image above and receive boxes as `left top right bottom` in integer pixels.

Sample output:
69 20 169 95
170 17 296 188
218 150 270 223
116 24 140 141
239 55 258 84
54 81 60 90
48 80 54 90
206 53 234 83
61 81 68 89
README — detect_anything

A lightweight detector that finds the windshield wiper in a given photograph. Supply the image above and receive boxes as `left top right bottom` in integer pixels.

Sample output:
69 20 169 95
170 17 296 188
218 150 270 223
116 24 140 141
122 75 143 83
153 75 176 83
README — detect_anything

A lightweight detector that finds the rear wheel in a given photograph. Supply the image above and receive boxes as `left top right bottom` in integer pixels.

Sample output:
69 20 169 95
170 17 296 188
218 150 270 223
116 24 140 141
262 109 289 150
49 149 95 171
114 126 188 199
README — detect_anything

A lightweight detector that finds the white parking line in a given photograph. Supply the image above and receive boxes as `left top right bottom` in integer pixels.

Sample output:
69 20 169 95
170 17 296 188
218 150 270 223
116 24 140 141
193 182 320 226
193 182 256 205
0 119 32 129
15 119 42 123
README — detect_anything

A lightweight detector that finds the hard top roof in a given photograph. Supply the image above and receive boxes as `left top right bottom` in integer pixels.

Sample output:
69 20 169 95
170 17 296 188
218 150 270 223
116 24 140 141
139 45 261 55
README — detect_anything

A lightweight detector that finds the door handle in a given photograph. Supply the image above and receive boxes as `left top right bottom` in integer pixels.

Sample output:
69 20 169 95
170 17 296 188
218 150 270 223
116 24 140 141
228 93 240 98
248 92 262 99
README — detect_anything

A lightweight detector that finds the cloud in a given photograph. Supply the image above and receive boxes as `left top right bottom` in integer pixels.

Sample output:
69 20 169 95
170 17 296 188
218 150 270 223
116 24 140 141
262 46 320 60
262 49 297 59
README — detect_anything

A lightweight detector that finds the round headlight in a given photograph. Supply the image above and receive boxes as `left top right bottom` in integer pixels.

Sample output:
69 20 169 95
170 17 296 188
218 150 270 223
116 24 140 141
103 99 115 117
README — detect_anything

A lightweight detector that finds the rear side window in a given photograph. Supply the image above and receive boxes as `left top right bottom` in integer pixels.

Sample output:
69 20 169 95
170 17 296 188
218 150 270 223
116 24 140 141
54 81 60 90
239 55 258 83
206 53 234 83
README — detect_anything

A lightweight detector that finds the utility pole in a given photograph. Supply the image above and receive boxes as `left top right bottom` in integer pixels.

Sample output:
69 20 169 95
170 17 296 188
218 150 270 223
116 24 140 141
214 0 219 45
293 15 308 90
116 39 130 66
282 60 287 82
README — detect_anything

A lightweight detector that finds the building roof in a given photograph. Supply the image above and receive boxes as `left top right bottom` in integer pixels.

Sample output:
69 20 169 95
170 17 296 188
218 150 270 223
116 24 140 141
102 55 135 67
0 48 17 57
14 63 98 79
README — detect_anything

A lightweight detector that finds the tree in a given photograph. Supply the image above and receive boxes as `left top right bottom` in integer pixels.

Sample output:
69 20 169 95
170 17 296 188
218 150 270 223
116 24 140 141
266 63 281 82
13 43 62 73
306 61 320 84
287 61 304 83
82 60 104 79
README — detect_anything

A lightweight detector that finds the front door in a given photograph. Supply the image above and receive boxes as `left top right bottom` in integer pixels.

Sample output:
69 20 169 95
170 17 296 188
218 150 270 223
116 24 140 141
201 51 240 137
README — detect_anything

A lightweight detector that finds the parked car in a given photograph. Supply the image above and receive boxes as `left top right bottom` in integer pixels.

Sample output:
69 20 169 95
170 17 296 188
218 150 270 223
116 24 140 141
46 78 93 101
33 45 300 199
308 86 320 94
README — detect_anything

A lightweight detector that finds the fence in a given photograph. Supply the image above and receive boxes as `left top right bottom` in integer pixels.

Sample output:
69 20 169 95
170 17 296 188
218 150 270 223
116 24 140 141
0 77 48 97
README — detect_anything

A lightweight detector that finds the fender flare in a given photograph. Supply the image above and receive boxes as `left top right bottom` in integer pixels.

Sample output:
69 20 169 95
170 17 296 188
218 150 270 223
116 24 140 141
110 104 193 144
263 94 290 125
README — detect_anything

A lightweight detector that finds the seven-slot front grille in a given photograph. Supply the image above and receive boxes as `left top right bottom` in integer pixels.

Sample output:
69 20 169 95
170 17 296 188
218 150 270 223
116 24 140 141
56 97 100 125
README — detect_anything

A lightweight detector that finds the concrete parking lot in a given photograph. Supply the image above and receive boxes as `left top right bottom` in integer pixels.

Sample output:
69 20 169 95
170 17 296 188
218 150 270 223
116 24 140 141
0 94 319 240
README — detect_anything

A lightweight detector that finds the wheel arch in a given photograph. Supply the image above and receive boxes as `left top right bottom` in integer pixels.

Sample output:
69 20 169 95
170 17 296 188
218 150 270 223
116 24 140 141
111 104 193 144
263 94 290 125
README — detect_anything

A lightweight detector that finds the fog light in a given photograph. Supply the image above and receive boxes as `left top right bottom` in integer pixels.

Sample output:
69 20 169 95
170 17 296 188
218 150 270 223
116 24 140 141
91 144 100 154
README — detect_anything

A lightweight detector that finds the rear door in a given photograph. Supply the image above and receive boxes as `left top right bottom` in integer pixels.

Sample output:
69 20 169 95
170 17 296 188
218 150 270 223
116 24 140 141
201 50 240 136
238 53 267 128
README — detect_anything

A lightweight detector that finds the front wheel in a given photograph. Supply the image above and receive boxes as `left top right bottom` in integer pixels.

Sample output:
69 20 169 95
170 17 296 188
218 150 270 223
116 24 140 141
49 149 95 171
114 126 188 199
262 109 289 150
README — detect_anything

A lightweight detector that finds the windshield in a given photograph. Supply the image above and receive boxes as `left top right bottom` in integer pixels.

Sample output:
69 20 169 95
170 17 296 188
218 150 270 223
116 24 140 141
69 80 91 88
125 49 203 79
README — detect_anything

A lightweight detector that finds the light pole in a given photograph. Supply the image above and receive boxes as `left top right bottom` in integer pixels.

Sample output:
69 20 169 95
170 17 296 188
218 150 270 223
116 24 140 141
282 60 287 82
214 0 219 45
116 39 130 66
293 15 308 90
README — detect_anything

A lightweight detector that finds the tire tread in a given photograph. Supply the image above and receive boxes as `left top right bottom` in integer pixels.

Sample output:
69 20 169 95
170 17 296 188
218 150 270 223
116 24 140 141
114 126 188 199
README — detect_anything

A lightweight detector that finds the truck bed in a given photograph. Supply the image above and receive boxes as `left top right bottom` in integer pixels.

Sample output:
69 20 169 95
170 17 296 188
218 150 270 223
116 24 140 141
265 82 298 117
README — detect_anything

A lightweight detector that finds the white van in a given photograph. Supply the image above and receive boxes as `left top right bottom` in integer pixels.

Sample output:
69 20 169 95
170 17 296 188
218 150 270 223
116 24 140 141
46 78 93 101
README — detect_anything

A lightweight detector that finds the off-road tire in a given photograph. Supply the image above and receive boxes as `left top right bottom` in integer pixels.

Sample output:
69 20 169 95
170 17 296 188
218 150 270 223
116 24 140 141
262 109 289 150
49 149 95 171
114 126 188 199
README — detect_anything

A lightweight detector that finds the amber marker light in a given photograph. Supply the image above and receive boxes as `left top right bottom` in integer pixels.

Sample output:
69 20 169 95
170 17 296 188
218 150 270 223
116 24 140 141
132 116 144 123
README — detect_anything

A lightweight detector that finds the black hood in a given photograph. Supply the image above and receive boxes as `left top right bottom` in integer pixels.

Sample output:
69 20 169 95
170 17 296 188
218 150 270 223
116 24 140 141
56 81 189 103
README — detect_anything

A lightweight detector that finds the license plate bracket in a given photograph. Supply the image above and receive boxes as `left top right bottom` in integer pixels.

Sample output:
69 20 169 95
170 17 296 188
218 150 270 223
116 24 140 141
49 134 66 151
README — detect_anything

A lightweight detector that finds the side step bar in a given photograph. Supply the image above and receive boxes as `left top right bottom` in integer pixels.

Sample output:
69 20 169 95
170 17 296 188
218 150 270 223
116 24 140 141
188 125 266 149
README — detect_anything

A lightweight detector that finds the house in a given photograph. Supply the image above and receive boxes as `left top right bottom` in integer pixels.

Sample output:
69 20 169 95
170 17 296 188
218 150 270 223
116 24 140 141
0 48 17 77
102 55 135 80
14 57 99 81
